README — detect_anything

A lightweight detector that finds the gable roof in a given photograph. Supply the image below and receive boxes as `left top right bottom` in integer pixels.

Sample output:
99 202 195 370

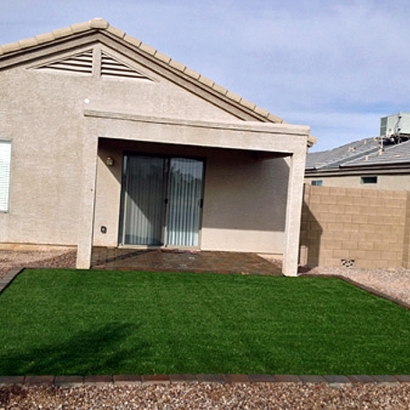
306 136 410 173
0 18 290 126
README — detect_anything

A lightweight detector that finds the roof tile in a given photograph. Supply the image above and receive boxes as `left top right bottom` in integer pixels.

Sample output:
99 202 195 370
342 139 410 168
105 26 126 39
139 42 157 56
35 32 56 44
267 113 283 123
70 22 92 34
184 67 201 80
212 83 228 95
253 106 270 118
226 91 242 103
89 18 109 29
18 38 39 49
169 59 186 71
153 51 171 64
1 42 22 53
239 98 256 110
123 34 142 48
198 75 214 87
52 27 73 39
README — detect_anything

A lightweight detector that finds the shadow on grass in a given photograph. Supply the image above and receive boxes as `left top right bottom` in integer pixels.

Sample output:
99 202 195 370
0 322 149 376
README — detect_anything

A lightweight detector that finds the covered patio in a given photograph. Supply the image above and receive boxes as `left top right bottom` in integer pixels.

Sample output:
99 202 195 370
78 111 309 276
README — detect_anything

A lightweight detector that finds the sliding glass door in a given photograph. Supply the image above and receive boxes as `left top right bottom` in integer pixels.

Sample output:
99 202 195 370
167 158 204 247
120 155 166 245
119 154 204 247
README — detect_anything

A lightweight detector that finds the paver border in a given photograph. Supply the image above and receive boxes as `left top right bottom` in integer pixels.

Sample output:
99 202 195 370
0 374 409 387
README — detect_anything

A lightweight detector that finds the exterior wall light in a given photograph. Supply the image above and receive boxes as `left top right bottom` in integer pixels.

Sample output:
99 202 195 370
106 156 114 166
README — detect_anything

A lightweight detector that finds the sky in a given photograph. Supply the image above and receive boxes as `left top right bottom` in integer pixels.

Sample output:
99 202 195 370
1 0 410 152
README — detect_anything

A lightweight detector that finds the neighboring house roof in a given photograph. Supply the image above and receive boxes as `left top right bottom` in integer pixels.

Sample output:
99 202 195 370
342 139 410 168
306 136 410 174
306 137 378 170
0 18 309 132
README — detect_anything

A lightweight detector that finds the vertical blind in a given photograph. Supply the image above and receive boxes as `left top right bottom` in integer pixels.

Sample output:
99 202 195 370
122 155 166 245
0 141 11 212
167 158 204 247
120 155 204 247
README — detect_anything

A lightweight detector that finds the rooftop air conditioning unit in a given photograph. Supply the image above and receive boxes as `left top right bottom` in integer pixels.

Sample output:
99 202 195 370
380 112 410 139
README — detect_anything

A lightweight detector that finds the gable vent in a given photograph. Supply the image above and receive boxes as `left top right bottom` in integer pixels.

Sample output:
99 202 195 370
101 52 151 80
37 50 93 74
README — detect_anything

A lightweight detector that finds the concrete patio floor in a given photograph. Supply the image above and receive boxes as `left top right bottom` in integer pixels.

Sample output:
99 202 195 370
91 247 282 276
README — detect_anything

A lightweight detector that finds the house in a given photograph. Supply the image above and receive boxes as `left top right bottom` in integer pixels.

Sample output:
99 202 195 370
305 114 410 190
0 19 313 276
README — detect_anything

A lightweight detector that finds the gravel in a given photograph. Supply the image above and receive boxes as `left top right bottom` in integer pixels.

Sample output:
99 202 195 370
1 250 410 409
1 382 410 410
0 249 76 279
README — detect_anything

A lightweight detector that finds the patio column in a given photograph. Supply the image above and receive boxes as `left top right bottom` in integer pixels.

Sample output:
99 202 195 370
282 147 307 276
76 135 99 269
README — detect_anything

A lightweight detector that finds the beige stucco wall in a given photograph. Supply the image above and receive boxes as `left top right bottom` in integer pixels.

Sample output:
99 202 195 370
93 139 290 253
201 154 289 253
0 54 238 246
305 174 410 191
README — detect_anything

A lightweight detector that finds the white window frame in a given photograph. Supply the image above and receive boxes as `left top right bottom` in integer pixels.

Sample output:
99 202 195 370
0 140 11 212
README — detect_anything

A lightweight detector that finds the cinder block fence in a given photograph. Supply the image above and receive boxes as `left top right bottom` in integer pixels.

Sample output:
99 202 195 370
300 184 410 269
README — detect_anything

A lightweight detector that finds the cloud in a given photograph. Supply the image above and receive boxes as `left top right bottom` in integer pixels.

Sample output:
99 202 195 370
1 0 410 151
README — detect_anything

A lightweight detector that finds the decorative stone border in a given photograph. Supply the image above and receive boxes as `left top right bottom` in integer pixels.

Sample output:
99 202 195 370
0 374 409 387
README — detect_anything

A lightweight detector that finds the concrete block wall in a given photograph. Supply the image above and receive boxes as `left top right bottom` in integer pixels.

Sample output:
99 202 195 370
300 184 408 269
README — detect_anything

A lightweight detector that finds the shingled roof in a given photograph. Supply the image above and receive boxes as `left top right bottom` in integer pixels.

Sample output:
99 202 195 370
306 137 379 170
0 18 287 125
342 139 410 168
306 136 410 173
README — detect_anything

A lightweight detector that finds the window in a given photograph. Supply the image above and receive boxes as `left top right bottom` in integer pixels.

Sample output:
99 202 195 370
0 141 11 212
361 176 377 184
311 180 323 186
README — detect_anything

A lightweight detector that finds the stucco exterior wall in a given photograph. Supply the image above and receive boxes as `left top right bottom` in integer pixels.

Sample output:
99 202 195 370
0 60 239 246
93 139 290 254
201 154 289 253
305 174 410 191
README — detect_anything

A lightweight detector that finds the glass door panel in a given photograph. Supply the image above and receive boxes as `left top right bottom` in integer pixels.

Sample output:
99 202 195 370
120 155 166 245
166 158 204 247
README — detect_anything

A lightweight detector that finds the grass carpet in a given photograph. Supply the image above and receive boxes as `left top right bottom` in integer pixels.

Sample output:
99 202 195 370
0 269 410 375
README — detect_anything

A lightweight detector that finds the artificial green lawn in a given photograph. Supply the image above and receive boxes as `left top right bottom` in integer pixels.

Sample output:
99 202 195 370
0 269 410 375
